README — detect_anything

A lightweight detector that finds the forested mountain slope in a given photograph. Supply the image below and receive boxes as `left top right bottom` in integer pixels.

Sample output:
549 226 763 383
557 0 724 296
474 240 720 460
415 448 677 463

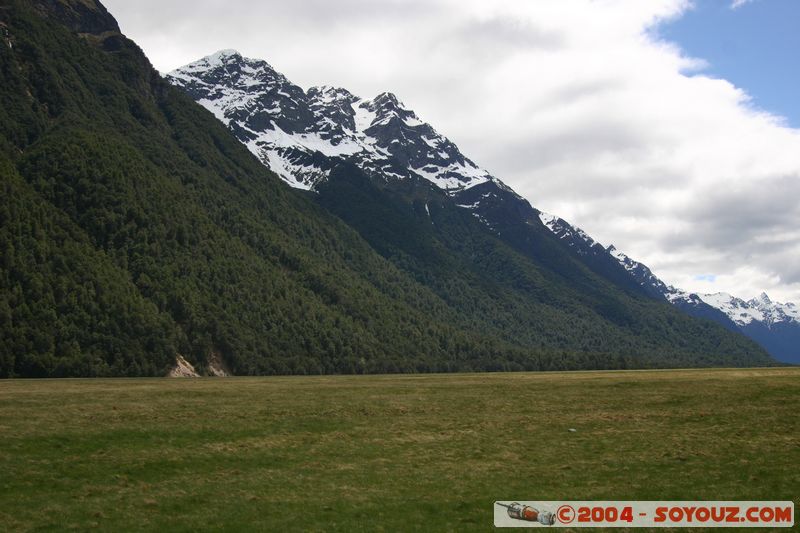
0 0 773 376
168 49 773 370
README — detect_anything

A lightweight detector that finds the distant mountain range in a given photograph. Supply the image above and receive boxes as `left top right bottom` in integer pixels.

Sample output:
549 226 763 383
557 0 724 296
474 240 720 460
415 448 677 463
539 213 800 364
169 50 797 365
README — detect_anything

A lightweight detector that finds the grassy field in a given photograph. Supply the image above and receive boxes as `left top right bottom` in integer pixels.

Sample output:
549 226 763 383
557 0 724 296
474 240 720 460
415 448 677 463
0 368 797 531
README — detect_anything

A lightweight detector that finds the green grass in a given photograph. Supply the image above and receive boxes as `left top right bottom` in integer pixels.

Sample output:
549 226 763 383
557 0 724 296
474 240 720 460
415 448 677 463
0 368 798 531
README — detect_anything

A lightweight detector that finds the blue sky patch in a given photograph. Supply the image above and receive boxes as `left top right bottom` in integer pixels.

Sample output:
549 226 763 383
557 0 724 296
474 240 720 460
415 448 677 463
658 0 799 127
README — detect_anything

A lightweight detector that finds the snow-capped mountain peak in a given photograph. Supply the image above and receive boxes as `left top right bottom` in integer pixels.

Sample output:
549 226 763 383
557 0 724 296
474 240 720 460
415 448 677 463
697 292 760 326
167 52 494 192
188 49 243 70
683 291 799 327
750 292 772 307
308 85 355 100
169 50 282 88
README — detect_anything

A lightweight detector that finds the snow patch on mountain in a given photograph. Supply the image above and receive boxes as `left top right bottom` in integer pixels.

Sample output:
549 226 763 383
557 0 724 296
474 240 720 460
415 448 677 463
352 100 378 133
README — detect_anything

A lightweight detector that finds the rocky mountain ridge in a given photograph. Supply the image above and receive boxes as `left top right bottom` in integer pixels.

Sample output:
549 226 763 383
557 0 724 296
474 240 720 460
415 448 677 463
543 216 800 363
168 50 494 192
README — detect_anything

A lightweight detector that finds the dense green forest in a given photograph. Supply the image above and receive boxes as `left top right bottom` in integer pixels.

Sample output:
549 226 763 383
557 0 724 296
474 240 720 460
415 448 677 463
0 0 773 377
314 166 773 368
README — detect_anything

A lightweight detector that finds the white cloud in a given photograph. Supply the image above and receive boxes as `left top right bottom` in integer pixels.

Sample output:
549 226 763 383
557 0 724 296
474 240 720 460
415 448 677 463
731 0 757 9
103 0 800 303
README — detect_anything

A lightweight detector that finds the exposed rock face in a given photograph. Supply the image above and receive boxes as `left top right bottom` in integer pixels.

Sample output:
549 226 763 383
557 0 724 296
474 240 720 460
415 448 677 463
206 351 231 377
167 352 233 377
168 355 200 378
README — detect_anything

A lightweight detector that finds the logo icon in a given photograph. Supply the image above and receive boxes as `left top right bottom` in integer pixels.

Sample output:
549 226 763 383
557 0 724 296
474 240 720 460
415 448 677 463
496 502 556 526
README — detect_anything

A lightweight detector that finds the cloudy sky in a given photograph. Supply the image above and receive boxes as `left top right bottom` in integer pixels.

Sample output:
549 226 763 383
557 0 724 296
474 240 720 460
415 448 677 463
103 0 800 303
